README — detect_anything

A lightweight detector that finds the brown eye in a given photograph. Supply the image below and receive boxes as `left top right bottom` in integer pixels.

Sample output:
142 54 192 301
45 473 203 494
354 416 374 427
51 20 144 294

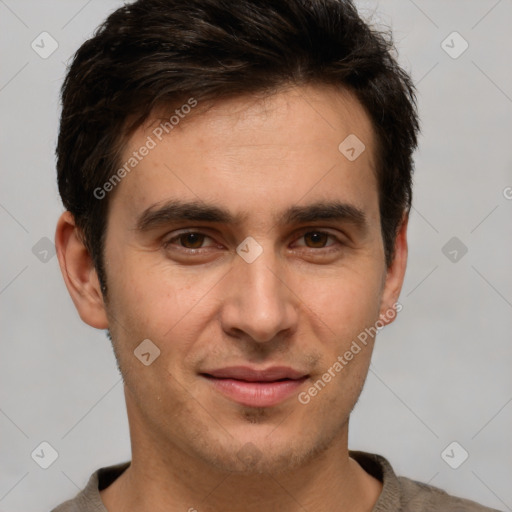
179 232 205 249
303 231 330 248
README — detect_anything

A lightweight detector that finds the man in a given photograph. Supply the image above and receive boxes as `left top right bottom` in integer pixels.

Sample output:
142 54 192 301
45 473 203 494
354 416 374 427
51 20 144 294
51 0 499 510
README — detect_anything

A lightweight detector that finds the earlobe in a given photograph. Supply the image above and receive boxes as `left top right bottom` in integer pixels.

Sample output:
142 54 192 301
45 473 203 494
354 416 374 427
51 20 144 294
55 211 109 329
378 214 408 326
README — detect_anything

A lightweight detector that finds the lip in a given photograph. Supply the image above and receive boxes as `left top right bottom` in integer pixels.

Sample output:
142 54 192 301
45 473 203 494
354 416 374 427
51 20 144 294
201 366 309 407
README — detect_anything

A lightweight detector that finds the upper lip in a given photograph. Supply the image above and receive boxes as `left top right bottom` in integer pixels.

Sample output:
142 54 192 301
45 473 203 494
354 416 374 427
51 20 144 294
202 366 308 382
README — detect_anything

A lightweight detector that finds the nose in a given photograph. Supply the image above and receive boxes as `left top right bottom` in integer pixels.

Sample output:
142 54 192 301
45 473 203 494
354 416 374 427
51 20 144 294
219 244 299 344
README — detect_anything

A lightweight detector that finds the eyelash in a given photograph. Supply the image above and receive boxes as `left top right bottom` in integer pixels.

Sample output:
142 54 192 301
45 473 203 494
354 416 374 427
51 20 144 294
162 229 343 254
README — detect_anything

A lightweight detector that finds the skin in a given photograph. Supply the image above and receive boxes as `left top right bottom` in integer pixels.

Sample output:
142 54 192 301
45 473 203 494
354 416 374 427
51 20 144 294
55 83 408 512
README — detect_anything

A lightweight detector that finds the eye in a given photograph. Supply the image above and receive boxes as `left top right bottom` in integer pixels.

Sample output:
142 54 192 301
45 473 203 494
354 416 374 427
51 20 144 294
163 231 215 250
293 230 339 249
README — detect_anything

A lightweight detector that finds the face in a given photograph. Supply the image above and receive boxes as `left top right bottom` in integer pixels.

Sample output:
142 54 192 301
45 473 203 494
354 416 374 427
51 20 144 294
61 84 407 475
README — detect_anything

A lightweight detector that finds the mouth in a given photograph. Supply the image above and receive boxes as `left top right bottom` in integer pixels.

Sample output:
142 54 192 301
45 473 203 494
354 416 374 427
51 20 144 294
200 366 309 408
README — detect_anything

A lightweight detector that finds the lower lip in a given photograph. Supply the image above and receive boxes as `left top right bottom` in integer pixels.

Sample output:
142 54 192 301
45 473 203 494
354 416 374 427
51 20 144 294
203 375 308 407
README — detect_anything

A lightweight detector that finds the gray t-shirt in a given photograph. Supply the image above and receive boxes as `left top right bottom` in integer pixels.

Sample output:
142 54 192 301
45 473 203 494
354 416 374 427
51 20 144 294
50 451 502 511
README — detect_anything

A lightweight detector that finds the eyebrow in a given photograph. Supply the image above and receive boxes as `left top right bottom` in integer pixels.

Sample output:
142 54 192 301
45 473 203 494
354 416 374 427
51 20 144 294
134 199 368 233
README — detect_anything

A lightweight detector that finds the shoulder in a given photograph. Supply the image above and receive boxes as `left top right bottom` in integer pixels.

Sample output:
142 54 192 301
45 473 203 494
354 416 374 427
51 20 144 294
49 461 130 512
396 475 502 512
349 450 502 512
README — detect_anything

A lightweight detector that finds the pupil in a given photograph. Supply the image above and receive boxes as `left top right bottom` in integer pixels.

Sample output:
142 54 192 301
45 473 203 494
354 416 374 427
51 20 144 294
183 233 203 248
307 232 326 247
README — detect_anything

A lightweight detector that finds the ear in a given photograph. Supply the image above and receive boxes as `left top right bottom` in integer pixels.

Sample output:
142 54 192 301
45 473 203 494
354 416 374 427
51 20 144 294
55 211 109 329
378 213 408 326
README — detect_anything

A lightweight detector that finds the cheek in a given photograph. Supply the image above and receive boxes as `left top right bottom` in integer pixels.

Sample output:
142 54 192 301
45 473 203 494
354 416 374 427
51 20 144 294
106 257 226 384
295 265 383 344
109 256 213 335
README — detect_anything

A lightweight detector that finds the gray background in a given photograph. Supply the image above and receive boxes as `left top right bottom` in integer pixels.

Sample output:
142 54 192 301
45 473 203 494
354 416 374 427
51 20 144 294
1 0 511 510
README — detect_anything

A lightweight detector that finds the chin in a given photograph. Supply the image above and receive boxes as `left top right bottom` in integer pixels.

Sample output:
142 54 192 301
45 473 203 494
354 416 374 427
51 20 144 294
206 448 305 475
194 429 333 476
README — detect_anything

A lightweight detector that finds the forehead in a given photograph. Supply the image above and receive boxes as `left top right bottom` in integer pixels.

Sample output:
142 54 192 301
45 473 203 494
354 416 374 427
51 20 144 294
109 84 379 227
